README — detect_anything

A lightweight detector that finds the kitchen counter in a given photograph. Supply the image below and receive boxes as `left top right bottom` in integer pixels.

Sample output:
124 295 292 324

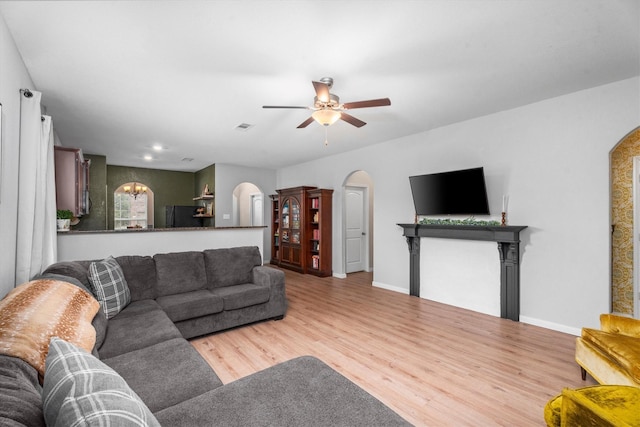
56 226 268 262
58 226 265 235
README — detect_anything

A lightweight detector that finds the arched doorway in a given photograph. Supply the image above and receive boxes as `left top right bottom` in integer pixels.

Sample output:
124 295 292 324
610 127 640 317
114 182 155 229
343 171 374 274
232 182 263 227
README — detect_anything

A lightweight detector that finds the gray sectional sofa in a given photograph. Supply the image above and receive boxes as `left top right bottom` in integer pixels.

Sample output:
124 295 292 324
0 246 409 426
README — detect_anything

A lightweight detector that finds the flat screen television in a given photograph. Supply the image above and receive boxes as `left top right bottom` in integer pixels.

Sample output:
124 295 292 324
409 167 490 216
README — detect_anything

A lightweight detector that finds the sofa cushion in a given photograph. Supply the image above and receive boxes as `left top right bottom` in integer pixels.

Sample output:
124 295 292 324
107 298 161 320
156 290 223 322
0 355 44 427
43 338 160 427
88 256 131 319
210 283 271 310
581 328 640 383
98 301 182 359
102 338 223 412
115 255 157 301
154 251 207 297
204 246 262 288
154 356 410 426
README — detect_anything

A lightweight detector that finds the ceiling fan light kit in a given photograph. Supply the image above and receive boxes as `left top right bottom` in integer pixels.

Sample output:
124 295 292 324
312 109 341 126
263 77 391 131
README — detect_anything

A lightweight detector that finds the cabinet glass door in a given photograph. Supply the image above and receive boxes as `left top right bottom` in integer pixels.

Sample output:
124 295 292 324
290 198 300 244
280 199 290 242
281 196 301 267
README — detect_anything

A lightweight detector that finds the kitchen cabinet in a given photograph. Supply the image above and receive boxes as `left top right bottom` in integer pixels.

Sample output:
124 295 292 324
54 146 90 216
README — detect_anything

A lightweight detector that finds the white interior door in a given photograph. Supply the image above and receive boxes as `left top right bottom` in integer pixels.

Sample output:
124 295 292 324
345 187 366 273
251 193 263 226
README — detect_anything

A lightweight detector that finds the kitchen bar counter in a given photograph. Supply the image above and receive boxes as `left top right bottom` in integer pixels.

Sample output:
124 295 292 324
58 225 265 235
56 226 267 262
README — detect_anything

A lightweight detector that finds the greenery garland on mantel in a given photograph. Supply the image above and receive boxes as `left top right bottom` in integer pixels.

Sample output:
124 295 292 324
418 218 501 227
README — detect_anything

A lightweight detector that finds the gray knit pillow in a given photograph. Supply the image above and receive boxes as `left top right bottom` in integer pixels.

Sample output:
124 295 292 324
42 337 160 427
88 256 131 319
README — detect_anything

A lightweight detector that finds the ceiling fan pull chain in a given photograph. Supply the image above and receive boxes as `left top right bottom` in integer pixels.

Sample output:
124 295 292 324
324 126 329 146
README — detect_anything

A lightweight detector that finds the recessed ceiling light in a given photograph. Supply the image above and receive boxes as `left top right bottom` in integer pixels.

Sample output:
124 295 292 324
152 144 164 151
143 155 153 161
235 123 254 131
182 157 194 162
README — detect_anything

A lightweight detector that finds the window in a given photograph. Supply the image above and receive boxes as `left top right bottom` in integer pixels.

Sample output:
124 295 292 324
114 182 153 230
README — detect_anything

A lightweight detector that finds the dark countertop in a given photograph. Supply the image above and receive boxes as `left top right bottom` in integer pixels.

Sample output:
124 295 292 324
58 226 266 235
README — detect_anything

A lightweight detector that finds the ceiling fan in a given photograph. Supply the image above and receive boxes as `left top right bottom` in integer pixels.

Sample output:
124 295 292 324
263 77 391 129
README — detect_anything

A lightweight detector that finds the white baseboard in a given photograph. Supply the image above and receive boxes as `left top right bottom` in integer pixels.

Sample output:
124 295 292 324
367 281 582 336
519 315 581 336
333 272 347 279
372 281 409 295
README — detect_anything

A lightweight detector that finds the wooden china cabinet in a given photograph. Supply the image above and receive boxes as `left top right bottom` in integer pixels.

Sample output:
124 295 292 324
271 186 333 277
305 188 333 277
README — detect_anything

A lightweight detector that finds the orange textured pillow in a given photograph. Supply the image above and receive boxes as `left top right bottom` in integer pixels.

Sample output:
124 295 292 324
0 279 99 377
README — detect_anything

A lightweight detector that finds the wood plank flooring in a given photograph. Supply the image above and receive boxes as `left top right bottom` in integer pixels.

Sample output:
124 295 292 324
191 269 596 426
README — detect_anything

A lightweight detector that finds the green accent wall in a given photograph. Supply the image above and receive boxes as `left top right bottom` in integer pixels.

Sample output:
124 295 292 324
195 164 215 197
194 164 215 226
77 161 216 230
107 165 195 229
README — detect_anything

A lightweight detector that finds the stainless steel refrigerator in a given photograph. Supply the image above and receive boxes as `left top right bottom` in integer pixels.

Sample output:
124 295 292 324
165 205 202 228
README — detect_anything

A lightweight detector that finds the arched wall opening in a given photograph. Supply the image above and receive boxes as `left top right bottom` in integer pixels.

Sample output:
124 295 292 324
232 182 264 227
610 126 640 317
113 181 155 229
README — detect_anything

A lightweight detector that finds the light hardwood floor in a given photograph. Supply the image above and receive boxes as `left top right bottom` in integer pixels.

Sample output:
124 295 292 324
191 269 596 426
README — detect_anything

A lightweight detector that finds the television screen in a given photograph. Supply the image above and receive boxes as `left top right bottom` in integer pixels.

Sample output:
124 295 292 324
409 167 490 215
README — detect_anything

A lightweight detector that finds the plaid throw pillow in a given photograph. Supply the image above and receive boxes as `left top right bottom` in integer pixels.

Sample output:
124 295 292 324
42 337 160 427
88 256 131 319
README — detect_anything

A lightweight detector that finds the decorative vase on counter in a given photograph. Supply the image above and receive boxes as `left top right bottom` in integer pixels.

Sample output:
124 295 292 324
57 219 70 231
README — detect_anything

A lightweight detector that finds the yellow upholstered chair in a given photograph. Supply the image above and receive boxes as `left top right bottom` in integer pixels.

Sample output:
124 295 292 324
544 385 640 427
575 314 640 386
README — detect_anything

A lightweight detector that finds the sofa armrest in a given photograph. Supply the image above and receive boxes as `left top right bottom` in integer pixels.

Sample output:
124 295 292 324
600 314 640 337
559 386 640 427
252 266 285 288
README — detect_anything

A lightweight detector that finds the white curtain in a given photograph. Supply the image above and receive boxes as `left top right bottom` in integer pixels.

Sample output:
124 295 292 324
15 90 57 284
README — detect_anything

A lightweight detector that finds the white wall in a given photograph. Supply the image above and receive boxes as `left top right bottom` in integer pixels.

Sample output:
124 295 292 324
277 77 640 334
214 164 276 260
0 13 36 296
57 228 264 262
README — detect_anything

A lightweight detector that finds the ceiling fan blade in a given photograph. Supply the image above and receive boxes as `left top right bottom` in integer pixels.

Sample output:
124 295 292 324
312 81 331 103
262 105 308 109
297 117 315 129
340 112 366 128
342 98 391 109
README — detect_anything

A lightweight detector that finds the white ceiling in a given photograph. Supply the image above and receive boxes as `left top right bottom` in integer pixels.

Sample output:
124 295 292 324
1 1 638 172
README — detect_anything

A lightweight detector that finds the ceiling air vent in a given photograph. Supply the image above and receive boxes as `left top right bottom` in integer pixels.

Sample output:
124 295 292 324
235 123 254 131
181 157 194 162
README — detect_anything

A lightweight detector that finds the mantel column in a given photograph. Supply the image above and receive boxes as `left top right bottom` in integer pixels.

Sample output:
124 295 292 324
405 236 420 296
498 242 520 321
